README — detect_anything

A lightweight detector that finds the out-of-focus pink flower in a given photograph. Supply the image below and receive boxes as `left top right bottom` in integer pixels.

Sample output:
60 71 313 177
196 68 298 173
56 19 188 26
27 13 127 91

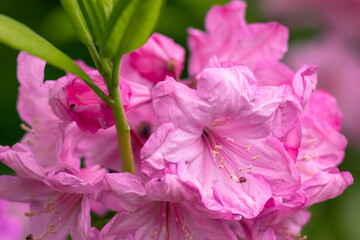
122 33 186 84
261 0 360 43
285 37 360 146
0 146 106 240
188 1 288 76
0 199 29 240
96 172 237 240
141 58 301 218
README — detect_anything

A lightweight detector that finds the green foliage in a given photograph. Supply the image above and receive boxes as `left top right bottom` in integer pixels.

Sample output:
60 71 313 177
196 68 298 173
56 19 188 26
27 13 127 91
97 0 116 19
100 0 166 58
0 14 93 84
60 0 92 45
78 0 107 44
91 211 118 230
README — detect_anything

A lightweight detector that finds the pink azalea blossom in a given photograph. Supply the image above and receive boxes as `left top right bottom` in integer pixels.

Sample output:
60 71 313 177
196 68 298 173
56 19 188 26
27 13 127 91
141 58 301 219
0 145 106 240
49 70 131 133
297 90 353 206
16 52 89 172
122 33 186 84
67 34 183 171
261 0 360 43
96 172 237 240
227 192 309 240
188 1 288 76
285 37 360 146
230 90 353 240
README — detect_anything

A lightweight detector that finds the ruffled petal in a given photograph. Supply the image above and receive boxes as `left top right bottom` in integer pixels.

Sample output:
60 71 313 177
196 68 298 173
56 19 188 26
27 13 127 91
197 57 256 119
152 77 212 133
302 168 353 207
16 52 56 124
298 90 347 171
292 65 318 107
0 144 45 180
145 174 195 203
141 123 203 176
46 172 91 194
95 173 150 212
188 1 288 75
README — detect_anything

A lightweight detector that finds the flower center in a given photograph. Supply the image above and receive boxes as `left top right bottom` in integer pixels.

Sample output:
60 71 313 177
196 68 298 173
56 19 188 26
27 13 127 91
202 127 261 183
151 202 194 240
24 193 82 239
296 137 319 177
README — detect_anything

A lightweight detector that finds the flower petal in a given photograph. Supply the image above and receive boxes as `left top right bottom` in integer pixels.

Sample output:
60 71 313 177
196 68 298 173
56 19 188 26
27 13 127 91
188 1 288 75
0 175 52 202
302 168 353 207
95 173 149 212
292 65 318 107
17 52 56 124
152 77 212 133
0 144 45 180
197 57 256 119
141 123 203 176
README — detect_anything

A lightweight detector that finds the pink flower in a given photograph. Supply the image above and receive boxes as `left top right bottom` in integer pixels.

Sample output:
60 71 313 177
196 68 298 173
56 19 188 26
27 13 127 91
96 172 237 239
0 145 106 240
49 70 132 133
297 90 353 206
16 52 89 172
285 37 360 146
238 207 311 240
227 191 309 240
261 0 360 43
231 90 353 240
122 33 186 84
188 1 288 76
141 58 301 218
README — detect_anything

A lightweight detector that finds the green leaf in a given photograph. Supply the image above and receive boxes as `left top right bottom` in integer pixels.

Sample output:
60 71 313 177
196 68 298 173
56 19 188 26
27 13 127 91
60 0 92 45
100 0 166 58
97 0 117 19
0 14 93 86
78 0 107 44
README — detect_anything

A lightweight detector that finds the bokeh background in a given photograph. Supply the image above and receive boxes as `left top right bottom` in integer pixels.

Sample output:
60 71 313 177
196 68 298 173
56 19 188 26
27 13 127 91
0 0 359 239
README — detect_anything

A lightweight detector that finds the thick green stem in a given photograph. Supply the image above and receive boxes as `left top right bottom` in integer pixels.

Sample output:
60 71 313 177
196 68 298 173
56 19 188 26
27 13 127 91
108 55 135 173
87 41 112 88
87 43 134 173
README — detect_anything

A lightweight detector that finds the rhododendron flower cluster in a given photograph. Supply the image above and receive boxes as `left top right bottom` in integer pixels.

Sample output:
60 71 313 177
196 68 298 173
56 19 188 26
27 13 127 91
0 1 353 240
260 0 360 147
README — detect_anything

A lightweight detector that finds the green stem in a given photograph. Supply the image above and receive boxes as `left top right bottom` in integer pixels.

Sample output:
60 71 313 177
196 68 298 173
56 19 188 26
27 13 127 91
108 54 135 173
87 41 112 88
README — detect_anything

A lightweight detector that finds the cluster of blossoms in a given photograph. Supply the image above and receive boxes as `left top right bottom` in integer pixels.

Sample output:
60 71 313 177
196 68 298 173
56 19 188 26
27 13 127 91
0 1 353 239
261 0 360 146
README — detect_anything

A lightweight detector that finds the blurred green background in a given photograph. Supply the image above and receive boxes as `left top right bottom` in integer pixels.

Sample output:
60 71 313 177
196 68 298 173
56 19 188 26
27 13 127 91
0 0 359 239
